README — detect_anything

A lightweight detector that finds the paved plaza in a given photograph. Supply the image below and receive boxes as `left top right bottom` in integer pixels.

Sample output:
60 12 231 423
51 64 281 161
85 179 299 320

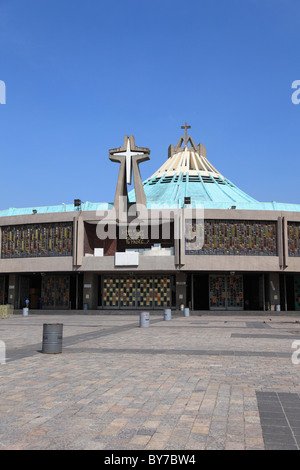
1 310 300 450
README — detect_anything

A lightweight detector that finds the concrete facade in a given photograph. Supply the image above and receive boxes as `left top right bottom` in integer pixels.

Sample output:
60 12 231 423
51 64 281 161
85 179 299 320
0 205 300 311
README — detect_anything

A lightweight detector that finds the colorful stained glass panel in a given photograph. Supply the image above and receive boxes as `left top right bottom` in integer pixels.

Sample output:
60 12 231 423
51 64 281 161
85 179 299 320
186 220 277 256
1 223 73 258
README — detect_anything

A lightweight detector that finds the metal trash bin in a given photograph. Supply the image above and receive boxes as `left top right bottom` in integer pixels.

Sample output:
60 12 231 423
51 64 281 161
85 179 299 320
139 312 150 327
42 323 63 354
184 307 190 317
164 308 171 321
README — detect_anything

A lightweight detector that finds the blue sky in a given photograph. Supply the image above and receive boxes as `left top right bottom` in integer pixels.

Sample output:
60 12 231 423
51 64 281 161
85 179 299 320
0 0 300 210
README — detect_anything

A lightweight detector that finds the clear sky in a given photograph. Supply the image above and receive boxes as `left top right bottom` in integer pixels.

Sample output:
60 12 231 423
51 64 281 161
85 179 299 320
0 0 300 210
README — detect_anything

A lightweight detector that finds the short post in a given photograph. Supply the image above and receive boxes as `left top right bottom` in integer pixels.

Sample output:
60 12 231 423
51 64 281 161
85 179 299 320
184 307 190 317
139 312 150 327
0 340 6 365
164 308 171 321
42 323 63 354
22 307 29 317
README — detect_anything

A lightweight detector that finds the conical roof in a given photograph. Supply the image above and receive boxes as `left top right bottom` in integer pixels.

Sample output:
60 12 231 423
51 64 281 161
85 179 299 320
129 126 258 208
149 144 221 179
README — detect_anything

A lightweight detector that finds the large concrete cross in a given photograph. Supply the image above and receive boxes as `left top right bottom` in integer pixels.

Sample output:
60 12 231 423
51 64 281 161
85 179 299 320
109 135 150 215
110 136 147 185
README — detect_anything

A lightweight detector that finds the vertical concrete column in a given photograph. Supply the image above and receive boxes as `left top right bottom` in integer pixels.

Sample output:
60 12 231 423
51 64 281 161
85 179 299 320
174 211 184 266
77 216 84 265
73 216 84 267
174 237 180 266
282 216 288 268
277 217 283 269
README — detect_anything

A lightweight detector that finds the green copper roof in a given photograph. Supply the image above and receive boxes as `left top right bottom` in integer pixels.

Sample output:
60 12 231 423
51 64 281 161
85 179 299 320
0 201 112 218
136 172 257 206
128 175 300 211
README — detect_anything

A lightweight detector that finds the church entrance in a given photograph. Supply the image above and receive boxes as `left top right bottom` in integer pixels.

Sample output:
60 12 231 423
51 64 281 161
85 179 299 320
19 274 42 309
41 275 70 309
191 273 265 311
209 274 244 310
0 275 8 305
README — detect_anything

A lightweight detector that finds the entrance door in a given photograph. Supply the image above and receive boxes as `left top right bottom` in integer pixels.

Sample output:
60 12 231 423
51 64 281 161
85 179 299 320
227 275 243 310
41 275 70 309
19 276 30 309
137 276 154 308
19 275 42 309
209 275 226 310
192 274 209 310
295 276 300 310
243 274 264 310
102 276 119 308
154 276 171 308
101 275 171 309
0 276 7 305
209 274 243 310
119 276 136 308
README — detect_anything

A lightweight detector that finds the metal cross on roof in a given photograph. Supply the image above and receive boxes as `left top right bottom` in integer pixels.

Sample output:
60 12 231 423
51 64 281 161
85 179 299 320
181 122 191 146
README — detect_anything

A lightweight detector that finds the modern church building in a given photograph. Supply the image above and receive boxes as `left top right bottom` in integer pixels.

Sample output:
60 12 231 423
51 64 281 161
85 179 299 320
1 124 300 313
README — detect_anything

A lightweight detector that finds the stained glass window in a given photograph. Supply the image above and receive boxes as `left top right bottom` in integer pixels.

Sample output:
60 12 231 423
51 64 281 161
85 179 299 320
102 275 171 308
288 222 300 257
41 275 70 309
185 220 277 256
209 275 243 310
1 222 73 258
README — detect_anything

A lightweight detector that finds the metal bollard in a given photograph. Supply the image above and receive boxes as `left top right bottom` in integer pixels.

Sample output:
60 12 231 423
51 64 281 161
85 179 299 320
22 307 29 317
42 323 63 354
184 308 190 317
164 308 171 321
139 312 150 327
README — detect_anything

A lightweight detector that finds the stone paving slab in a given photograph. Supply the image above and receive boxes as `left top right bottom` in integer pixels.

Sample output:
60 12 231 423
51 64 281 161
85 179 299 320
1 312 300 450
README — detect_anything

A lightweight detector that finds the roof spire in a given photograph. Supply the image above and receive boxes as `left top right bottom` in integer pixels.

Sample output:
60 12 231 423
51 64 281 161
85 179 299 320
181 122 191 146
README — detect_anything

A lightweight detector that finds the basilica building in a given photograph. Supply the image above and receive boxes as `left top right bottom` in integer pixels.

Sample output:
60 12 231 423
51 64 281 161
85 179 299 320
1 124 300 312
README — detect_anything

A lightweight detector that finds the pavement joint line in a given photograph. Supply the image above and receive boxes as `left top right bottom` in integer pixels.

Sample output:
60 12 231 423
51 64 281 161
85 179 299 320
232 333 300 339
62 347 292 358
5 346 293 363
